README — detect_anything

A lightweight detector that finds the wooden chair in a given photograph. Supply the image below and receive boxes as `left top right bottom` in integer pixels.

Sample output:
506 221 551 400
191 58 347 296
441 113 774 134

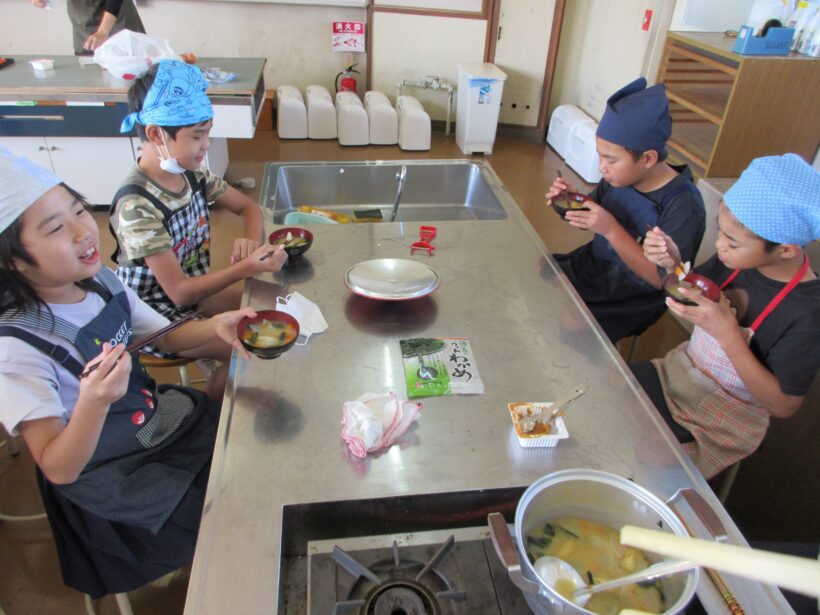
139 355 197 387
0 426 46 523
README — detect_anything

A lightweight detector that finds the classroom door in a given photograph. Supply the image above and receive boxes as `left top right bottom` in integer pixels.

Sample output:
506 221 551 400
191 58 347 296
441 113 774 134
492 0 557 127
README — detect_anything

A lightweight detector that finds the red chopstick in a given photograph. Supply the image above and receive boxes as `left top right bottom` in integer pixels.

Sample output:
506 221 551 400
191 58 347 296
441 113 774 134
79 312 200 379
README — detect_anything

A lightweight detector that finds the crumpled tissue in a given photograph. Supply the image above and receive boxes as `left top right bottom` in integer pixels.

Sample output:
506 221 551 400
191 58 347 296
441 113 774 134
341 391 422 458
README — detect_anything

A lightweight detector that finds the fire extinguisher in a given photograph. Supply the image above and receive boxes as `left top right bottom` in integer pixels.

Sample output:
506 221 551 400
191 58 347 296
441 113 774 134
335 63 360 93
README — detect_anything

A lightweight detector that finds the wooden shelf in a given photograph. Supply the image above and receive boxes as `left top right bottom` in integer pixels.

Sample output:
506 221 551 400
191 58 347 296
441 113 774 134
659 32 820 178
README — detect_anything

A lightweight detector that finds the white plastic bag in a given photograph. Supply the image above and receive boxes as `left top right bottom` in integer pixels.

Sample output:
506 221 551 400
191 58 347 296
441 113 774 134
94 30 180 81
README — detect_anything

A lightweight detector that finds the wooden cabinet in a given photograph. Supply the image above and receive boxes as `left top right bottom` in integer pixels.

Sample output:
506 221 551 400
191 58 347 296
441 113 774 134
657 31 820 178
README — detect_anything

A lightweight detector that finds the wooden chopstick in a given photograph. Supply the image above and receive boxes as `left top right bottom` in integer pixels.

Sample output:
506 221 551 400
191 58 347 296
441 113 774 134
79 312 200 379
676 516 746 614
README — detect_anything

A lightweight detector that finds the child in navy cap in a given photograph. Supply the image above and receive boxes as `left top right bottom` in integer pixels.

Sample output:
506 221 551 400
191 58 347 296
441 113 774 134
637 153 820 478
547 77 706 342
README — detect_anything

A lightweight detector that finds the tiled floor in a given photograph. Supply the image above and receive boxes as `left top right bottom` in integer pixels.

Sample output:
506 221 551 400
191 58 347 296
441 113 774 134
1 129 811 614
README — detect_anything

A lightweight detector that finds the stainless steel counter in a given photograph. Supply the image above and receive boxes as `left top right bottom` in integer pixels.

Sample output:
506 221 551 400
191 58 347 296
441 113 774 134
0 55 265 101
184 163 793 613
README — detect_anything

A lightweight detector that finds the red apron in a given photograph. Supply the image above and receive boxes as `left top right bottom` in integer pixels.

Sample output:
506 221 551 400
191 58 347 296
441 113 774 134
653 257 809 478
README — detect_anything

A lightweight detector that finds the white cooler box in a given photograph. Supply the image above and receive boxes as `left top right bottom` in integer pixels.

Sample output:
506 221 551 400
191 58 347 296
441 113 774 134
565 119 602 183
276 86 307 140
306 85 337 140
547 104 592 158
336 91 369 146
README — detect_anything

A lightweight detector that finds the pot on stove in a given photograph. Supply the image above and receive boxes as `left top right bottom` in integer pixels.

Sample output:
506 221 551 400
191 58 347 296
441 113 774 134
488 469 724 614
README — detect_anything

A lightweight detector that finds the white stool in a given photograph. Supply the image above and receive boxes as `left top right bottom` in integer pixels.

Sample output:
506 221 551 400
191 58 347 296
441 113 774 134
335 91 369 146
364 91 398 145
396 96 431 151
306 85 337 140
275 86 307 139
565 118 602 183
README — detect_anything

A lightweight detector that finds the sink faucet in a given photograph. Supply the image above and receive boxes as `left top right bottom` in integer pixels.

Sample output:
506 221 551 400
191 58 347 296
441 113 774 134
390 165 407 222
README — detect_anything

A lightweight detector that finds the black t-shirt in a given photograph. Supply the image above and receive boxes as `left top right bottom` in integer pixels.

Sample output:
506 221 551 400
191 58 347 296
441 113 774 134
697 255 820 396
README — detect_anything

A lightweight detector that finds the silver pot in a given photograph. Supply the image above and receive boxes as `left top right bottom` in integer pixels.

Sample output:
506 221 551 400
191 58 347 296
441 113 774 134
489 469 724 615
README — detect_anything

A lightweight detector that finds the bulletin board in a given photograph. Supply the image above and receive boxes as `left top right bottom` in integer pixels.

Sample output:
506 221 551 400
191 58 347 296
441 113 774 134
198 0 368 7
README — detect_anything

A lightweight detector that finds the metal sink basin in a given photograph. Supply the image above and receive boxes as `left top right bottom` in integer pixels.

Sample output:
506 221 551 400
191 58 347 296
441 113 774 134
261 160 511 223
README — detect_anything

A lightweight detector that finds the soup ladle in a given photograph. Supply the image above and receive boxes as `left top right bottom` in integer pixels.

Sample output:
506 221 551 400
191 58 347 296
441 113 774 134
534 555 696 607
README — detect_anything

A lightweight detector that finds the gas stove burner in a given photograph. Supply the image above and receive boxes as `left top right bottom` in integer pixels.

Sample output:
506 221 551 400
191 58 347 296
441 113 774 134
367 581 436 614
330 536 465 615
302 526 532 614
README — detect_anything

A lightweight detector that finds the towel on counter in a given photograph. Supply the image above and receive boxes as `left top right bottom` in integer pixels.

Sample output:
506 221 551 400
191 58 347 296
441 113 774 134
341 391 421 458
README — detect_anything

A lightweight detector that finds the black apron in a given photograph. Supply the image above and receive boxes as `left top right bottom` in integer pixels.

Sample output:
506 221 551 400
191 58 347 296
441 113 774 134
555 181 698 342
0 269 217 597
68 0 145 55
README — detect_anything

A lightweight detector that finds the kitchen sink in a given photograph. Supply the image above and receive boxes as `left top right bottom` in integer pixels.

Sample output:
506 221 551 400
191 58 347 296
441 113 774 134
261 160 512 224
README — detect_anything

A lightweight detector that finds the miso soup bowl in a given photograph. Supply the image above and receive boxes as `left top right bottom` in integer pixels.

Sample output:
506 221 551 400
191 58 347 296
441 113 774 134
551 191 591 220
268 227 314 260
237 310 300 359
663 272 720 307
488 469 707 615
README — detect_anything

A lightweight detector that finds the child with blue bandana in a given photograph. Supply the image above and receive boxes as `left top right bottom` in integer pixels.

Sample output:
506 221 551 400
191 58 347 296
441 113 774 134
547 78 706 343
636 154 820 479
110 60 287 391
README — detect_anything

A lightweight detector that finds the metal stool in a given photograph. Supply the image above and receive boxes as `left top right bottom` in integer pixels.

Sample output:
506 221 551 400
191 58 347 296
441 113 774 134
139 355 197 387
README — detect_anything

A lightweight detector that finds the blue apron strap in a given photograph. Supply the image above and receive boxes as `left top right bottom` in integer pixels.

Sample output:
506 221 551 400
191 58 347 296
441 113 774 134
0 326 85 378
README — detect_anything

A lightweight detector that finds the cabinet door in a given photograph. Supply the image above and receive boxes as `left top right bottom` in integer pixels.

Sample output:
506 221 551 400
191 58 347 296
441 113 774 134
46 137 136 206
1 137 54 170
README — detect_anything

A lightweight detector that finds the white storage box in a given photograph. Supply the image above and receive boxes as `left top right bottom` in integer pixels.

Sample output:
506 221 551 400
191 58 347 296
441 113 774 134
364 91 398 145
565 119 602 183
335 91 369 146
455 63 507 155
306 85 337 140
275 86 307 140
396 96 431 151
547 104 592 158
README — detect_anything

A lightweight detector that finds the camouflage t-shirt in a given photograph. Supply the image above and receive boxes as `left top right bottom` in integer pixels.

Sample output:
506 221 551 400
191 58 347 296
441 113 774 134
111 165 228 264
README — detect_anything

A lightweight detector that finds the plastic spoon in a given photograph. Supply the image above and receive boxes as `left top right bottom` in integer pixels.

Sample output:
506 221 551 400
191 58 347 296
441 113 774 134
534 556 696 607
545 385 585 427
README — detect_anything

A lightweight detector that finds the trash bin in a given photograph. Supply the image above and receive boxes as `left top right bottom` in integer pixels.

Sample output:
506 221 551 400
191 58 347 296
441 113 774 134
456 63 507 155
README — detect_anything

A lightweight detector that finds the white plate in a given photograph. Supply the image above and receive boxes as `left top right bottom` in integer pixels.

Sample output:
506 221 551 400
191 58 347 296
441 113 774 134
345 258 440 301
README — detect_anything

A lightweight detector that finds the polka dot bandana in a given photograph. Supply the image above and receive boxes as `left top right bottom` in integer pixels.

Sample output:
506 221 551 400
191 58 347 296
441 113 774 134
0 147 61 234
724 154 820 245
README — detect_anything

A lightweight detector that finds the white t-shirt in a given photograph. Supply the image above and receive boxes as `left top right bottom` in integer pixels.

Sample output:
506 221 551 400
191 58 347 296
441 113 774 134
0 285 169 435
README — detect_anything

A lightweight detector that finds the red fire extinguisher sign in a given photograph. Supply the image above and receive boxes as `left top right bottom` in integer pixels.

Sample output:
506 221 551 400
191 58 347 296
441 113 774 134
333 21 365 53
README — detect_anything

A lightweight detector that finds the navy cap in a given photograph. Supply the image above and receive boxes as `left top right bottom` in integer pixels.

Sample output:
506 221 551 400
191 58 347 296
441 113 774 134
596 77 671 155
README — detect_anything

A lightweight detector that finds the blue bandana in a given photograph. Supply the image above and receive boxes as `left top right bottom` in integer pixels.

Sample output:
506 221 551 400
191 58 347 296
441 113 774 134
120 60 213 134
596 77 671 155
0 147 61 234
724 154 820 246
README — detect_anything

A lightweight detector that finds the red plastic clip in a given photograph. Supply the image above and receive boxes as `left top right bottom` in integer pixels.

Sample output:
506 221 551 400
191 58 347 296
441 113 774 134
410 225 438 256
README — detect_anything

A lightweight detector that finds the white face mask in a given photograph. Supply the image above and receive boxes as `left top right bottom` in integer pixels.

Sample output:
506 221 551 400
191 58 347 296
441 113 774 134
275 292 328 345
158 130 186 175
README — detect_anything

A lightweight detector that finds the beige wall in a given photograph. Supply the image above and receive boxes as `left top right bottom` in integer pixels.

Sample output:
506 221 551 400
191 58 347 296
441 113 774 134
549 0 657 122
0 0 366 93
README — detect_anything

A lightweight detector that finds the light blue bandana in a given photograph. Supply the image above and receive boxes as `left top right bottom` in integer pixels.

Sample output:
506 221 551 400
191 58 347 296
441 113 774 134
724 153 820 245
0 147 61 234
120 60 213 134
